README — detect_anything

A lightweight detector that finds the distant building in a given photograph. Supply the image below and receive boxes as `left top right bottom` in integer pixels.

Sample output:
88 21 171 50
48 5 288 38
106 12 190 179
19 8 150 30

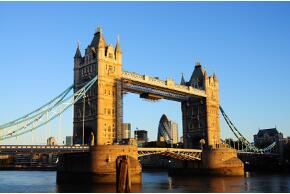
254 128 283 149
47 137 57 145
122 123 131 139
171 122 178 144
66 136 73 146
157 114 178 144
134 130 148 147
287 137 290 144
180 136 183 144
282 136 290 144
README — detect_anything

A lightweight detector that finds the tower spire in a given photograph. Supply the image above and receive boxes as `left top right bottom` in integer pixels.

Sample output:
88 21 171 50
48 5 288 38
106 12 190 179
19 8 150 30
115 35 122 53
74 40 82 58
96 25 102 34
90 25 106 48
180 73 186 85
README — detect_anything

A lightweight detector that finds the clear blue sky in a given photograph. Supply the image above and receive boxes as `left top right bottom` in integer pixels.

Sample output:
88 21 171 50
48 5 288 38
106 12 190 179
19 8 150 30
1 2 290 144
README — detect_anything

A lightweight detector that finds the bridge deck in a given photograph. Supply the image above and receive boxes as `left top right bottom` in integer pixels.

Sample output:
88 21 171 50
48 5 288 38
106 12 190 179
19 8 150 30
122 71 206 101
0 145 277 158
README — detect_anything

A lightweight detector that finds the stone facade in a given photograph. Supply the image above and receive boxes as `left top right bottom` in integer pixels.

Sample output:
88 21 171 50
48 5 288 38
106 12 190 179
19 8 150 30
73 28 122 145
181 63 220 149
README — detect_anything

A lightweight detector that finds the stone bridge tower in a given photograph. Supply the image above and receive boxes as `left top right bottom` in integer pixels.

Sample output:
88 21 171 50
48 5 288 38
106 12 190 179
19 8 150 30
73 27 122 145
181 63 220 149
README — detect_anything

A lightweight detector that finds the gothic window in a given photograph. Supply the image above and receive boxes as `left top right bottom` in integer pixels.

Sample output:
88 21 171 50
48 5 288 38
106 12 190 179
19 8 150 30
108 90 110 95
109 53 113 59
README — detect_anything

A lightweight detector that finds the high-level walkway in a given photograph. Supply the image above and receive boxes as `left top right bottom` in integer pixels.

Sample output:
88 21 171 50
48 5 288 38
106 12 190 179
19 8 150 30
122 71 206 101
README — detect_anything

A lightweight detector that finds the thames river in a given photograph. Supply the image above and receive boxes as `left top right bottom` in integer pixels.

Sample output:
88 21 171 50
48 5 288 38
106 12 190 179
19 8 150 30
0 170 290 192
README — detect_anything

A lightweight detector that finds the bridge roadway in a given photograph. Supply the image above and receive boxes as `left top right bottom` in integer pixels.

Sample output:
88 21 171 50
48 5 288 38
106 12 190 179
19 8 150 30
0 145 202 160
122 71 206 101
0 145 90 154
0 145 277 159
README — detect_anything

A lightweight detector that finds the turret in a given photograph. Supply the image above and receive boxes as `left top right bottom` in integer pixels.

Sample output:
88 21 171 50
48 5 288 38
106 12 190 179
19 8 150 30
180 73 186 85
74 41 82 68
115 35 122 64
189 62 207 89
90 26 107 59
73 41 82 86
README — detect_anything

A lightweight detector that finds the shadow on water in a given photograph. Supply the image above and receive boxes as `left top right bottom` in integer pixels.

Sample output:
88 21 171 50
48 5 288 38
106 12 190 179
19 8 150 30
1 170 290 192
138 170 290 193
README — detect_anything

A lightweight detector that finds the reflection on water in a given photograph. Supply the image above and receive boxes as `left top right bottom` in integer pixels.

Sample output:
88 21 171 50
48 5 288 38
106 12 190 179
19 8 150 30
0 170 290 193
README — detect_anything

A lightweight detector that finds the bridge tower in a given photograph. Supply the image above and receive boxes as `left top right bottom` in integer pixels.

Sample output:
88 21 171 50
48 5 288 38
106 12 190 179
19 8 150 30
58 28 141 184
73 27 123 145
181 63 220 148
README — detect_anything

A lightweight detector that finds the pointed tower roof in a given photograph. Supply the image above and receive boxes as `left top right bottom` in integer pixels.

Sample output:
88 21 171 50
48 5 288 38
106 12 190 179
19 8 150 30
90 26 107 48
74 41 82 58
115 35 122 53
187 62 208 87
180 73 186 85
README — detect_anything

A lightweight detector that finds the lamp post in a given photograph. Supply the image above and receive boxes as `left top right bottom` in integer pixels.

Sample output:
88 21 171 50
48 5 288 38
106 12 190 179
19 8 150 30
200 139 206 150
82 94 87 146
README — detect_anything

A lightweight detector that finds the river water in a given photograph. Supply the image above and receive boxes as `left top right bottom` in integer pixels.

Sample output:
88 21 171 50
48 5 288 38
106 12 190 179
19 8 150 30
0 170 289 193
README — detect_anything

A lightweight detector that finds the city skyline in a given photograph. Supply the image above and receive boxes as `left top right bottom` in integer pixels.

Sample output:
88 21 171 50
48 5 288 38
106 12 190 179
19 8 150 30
1 2 290 144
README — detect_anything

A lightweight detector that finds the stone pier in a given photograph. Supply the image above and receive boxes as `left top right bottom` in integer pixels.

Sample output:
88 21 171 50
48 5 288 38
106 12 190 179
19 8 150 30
169 146 244 176
57 145 142 184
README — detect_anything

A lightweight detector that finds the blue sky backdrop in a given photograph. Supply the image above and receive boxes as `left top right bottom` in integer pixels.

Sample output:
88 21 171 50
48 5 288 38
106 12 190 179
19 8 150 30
0 2 290 144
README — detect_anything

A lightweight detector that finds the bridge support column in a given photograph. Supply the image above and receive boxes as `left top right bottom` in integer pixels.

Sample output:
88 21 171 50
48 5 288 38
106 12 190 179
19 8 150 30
169 146 244 176
201 147 244 176
56 145 141 184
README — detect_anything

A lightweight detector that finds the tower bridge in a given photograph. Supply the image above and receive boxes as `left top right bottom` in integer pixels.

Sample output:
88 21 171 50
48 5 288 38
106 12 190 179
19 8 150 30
0 27 278 184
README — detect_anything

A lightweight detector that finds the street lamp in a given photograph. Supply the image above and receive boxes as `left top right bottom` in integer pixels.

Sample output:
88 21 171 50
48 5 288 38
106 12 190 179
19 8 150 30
82 94 87 146
200 139 206 150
